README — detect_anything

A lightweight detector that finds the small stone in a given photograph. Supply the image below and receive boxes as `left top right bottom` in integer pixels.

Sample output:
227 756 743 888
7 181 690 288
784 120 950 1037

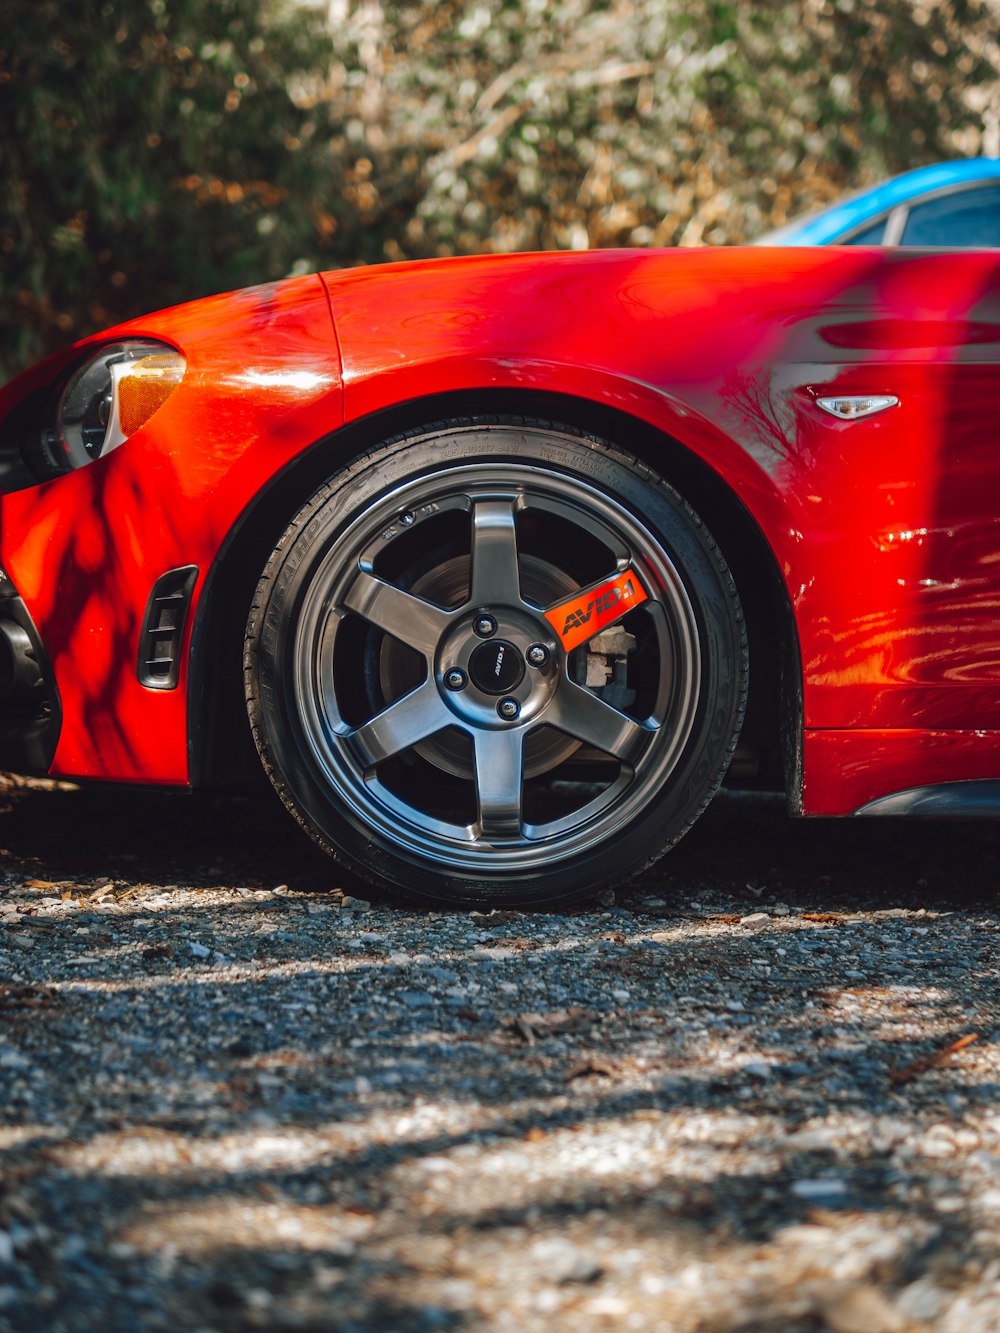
740 912 770 926
725 999 746 1012
817 1282 907 1333
340 896 372 911
532 1238 603 1285
791 1178 849 1204
559 1254 603 1284
793 1127 838 1151
188 941 212 959
783 1062 811 1078
824 1045 866 1063
423 966 458 984
469 910 522 927
57 1234 88 1261
968 1151 1000 1180
418 1305 459 1328
917 1133 956 1160
895 1278 947 1323
745 1061 772 1079
397 991 434 1009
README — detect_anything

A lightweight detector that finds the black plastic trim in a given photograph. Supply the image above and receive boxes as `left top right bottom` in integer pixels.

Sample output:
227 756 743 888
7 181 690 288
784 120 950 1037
0 568 62 773
138 566 199 690
855 781 1000 818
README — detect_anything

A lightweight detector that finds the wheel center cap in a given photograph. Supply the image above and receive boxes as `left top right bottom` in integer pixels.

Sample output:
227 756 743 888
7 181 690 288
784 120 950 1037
468 639 524 695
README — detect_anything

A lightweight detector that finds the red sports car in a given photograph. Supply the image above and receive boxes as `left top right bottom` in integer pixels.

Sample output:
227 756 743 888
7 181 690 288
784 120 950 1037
1 247 998 905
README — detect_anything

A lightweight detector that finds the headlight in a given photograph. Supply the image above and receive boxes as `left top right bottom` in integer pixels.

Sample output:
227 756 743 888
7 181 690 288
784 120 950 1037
55 340 185 469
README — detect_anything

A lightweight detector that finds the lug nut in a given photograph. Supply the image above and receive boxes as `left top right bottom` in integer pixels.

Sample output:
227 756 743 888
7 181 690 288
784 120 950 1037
445 668 467 691
474 613 497 638
399 511 415 527
526 644 549 668
497 697 520 721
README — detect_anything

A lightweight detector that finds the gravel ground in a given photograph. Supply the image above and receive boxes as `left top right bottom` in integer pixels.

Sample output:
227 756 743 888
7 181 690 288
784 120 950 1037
1 774 998 1333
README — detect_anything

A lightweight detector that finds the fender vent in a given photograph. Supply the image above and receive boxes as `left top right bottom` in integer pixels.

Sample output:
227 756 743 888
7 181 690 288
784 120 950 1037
138 565 198 690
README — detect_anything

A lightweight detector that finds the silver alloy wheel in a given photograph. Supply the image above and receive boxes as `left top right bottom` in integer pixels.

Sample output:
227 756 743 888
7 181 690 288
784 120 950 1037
289 462 701 873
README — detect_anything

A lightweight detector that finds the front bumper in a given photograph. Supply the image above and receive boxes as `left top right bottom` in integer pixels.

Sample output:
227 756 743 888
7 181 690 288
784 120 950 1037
0 567 61 774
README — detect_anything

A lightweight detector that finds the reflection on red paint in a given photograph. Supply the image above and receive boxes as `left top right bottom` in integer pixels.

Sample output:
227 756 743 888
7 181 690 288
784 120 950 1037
0 247 997 812
0 275 343 783
803 728 1000 816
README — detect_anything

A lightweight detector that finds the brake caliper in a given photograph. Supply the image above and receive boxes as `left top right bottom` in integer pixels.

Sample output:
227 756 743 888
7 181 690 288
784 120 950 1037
583 626 637 710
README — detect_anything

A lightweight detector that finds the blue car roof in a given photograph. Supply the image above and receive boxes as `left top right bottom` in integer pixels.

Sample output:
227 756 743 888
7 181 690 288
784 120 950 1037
762 158 1000 245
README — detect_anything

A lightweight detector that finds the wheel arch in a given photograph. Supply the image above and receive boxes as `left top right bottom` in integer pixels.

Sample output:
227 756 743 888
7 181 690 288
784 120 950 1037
187 388 802 803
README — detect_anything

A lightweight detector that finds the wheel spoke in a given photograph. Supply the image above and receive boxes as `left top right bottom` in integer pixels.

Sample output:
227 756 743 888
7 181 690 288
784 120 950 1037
342 570 451 659
469 499 522 606
349 682 451 769
549 680 648 763
473 728 524 839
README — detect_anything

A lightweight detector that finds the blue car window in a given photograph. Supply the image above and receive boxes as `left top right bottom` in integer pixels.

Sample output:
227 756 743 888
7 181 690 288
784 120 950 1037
901 186 1000 247
843 218 888 245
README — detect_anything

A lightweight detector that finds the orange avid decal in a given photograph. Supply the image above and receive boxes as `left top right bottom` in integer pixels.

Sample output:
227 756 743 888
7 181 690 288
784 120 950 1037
545 571 648 652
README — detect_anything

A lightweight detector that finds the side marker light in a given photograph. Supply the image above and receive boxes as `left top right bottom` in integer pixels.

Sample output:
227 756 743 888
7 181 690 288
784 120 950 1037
816 395 899 420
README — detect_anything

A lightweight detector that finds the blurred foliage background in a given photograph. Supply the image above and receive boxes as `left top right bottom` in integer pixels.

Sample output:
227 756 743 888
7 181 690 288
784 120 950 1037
2 0 999 380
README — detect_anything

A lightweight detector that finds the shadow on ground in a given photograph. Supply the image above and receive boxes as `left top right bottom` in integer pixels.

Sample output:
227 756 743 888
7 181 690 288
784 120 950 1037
1 780 998 1331
1 777 997 912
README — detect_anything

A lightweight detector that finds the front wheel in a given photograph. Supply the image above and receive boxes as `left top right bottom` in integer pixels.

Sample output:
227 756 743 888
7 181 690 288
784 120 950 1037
244 420 747 906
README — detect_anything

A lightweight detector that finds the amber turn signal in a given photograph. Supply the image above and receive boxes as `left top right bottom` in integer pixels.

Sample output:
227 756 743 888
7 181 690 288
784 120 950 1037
116 354 185 438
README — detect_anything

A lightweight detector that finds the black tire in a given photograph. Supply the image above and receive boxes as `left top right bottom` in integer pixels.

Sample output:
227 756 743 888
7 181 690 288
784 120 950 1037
244 419 747 907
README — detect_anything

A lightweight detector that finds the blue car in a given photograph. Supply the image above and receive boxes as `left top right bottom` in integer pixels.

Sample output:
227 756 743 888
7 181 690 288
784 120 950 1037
758 158 1000 246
